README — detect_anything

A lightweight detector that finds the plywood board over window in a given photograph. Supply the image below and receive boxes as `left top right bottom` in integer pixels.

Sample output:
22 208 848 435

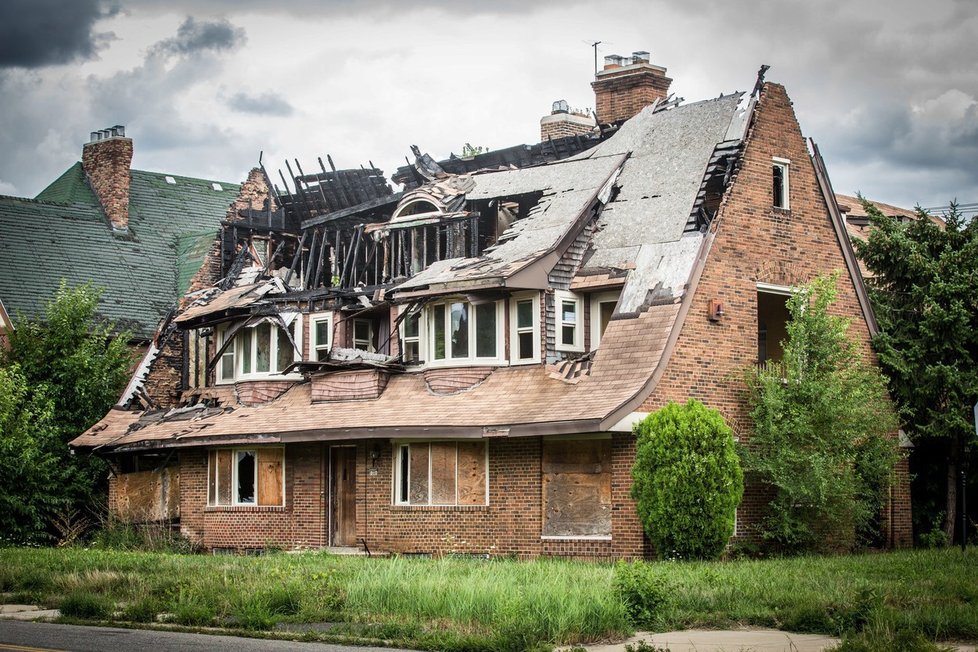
542 438 612 538
257 448 284 506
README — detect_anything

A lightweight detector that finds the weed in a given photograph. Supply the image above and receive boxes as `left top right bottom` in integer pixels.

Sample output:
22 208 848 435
59 591 114 620
614 561 667 627
625 642 671 652
121 596 160 623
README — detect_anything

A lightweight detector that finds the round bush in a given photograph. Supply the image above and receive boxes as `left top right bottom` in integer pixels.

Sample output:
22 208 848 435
631 399 743 560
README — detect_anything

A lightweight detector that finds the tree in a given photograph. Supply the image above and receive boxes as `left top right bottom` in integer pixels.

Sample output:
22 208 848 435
631 399 743 560
742 274 899 553
854 199 978 544
0 282 133 542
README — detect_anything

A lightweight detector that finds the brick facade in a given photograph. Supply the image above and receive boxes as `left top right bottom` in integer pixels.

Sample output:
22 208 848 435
592 63 672 125
540 111 596 142
82 133 133 232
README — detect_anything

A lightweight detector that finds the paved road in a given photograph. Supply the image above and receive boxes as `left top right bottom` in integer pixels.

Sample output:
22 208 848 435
0 621 418 652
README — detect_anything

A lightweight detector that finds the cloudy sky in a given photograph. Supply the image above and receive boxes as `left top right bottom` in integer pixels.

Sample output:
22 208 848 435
0 0 975 211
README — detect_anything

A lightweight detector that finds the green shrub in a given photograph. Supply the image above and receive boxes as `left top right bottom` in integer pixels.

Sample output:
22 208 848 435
613 561 668 627
59 591 114 619
631 399 743 560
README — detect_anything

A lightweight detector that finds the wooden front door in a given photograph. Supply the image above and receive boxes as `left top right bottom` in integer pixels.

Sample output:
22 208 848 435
330 447 357 546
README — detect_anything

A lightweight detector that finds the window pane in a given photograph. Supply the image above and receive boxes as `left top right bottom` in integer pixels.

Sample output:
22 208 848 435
256 324 271 373
562 324 576 346
518 331 534 360
399 446 409 502
221 353 234 380
773 165 785 208
475 303 496 358
404 340 419 362
599 302 615 339
433 304 446 360
354 320 370 342
450 302 468 359
404 313 419 338
276 326 293 373
517 299 533 329
562 300 577 322
236 451 255 504
240 331 252 374
430 442 457 505
315 320 330 348
409 443 430 504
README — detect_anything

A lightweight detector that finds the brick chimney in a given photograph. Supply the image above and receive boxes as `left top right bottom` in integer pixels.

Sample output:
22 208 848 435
82 125 133 233
591 51 672 125
540 100 597 142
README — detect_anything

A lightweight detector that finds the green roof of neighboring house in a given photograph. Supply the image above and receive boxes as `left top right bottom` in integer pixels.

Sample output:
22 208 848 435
0 163 239 339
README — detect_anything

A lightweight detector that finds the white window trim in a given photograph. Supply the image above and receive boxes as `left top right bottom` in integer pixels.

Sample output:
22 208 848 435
208 447 286 508
756 281 795 296
216 326 236 385
215 315 304 384
392 441 489 506
509 291 541 365
554 290 584 353
398 307 427 363
589 291 621 351
772 156 790 210
309 311 333 362
426 298 506 368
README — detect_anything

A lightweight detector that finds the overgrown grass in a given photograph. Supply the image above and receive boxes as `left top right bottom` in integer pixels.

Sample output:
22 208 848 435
0 547 975 650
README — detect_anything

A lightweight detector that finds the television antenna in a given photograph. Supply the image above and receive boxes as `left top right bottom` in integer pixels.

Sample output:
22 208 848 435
583 40 611 75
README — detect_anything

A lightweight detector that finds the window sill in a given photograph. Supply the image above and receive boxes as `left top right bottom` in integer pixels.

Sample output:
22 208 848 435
205 505 286 513
391 504 490 512
424 359 508 369
772 207 791 216
541 535 612 541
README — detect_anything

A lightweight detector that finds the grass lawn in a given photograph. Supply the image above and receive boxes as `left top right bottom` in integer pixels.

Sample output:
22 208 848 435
0 547 976 651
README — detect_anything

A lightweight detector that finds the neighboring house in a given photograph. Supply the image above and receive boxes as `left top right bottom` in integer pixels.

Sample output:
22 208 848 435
0 298 11 350
0 126 243 343
70 54 912 556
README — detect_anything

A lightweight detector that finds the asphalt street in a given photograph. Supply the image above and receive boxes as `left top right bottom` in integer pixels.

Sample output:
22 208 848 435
0 621 419 652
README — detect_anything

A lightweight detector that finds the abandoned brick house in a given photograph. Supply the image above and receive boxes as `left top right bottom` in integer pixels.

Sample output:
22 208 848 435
0 125 245 349
70 53 913 556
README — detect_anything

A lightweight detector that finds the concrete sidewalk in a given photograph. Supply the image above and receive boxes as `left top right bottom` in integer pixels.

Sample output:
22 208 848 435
0 604 60 621
574 629 840 651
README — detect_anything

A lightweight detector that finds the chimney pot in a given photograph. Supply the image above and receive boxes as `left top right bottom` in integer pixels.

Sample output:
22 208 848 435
632 51 650 63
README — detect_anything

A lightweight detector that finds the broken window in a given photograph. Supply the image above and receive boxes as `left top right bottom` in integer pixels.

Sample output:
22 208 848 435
589 291 619 350
353 318 375 352
510 292 540 364
208 447 284 507
542 437 612 538
310 312 333 362
555 290 583 352
428 299 502 365
216 315 302 383
393 441 487 506
757 287 791 364
772 157 790 209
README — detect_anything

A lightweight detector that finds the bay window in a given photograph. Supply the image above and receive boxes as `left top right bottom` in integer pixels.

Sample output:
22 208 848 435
428 299 503 365
215 314 302 383
399 309 424 363
509 292 540 364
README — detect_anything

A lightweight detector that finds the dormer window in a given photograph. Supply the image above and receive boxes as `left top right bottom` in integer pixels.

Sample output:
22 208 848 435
510 292 541 364
428 299 503 365
310 312 333 361
215 315 302 383
555 290 583 352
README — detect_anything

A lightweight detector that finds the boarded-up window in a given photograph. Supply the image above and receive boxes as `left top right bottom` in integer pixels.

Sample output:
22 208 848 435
542 438 612 537
257 448 284 506
395 441 486 505
207 447 284 507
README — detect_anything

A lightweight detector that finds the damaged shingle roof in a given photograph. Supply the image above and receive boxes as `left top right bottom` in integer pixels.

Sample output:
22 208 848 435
0 163 239 338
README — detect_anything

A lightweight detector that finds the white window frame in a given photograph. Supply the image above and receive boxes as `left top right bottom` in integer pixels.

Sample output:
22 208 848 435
215 315 303 384
509 291 541 365
216 326 236 384
392 441 489 506
554 290 584 353
398 307 426 363
772 157 790 210
352 318 375 352
310 312 333 362
426 298 506 367
207 447 286 508
589 291 620 351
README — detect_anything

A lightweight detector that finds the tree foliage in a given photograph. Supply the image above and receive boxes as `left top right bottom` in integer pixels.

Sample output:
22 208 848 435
0 282 133 543
854 199 978 542
631 399 743 560
742 274 899 553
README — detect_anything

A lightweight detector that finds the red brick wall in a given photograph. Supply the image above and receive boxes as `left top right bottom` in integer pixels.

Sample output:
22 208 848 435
178 444 326 550
636 82 910 547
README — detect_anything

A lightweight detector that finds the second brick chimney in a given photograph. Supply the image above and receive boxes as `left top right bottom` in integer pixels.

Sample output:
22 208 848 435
82 125 133 233
591 51 672 125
